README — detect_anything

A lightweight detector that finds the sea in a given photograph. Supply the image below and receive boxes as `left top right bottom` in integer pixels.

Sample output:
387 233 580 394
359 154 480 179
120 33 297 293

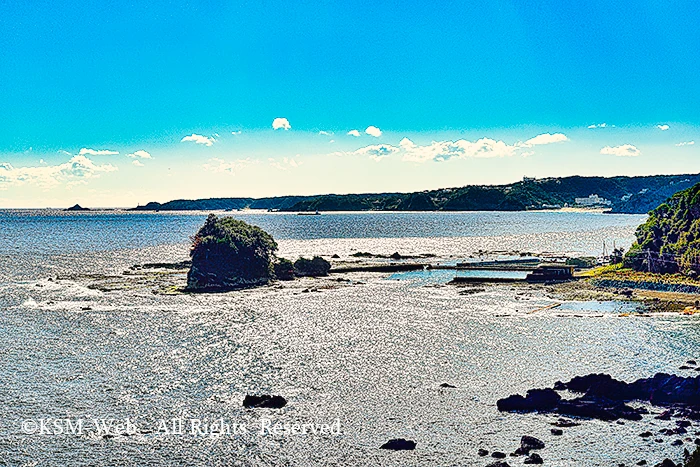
1 209 699 466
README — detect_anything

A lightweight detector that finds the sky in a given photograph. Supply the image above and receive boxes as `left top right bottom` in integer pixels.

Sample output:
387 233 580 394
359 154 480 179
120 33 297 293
1 0 700 208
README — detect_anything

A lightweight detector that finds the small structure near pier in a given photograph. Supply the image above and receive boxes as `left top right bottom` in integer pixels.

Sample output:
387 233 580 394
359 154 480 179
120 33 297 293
525 264 575 282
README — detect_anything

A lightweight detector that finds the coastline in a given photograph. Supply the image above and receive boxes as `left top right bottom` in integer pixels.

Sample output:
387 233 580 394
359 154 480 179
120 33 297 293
5 210 699 466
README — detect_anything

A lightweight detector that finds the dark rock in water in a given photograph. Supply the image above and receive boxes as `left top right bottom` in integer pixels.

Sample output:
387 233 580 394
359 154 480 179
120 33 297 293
678 420 693 428
102 433 115 439
567 373 700 406
497 388 561 412
654 459 678 467
551 428 563 435
64 204 89 211
637 461 647 466
390 252 402 260
485 462 511 467
524 453 544 464
243 394 287 409
671 439 684 446
553 381 566 391
520 436 545 451
499 372 700 422
478 448 489 456
137 260 192 270
571 396 643 420
560 373 631 396
491 451 507 458
379 438 416 450
661 427 687 435
688 360 698 366
331 254 340 259
656 410 673 420
681 366 694 370
440 383 457 388
640 431 654 437
552 418 580 427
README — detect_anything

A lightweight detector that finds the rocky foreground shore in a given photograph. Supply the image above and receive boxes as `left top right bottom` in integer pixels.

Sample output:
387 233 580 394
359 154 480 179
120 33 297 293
498 371 700 466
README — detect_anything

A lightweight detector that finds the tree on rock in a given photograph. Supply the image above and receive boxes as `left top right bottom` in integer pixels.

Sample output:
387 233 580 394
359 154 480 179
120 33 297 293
187 214 278 290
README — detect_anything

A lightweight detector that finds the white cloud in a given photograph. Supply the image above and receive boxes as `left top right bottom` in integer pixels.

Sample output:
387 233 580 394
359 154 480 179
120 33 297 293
521 133 569 147
202 158 253 174
272 117 291 130
336 144 400 162
401 138 519 163
359 144 398 161
600 144 641 157
269 157 303 171
365 126 382 137
132 160 144 167
347 130 361 137
0 155 117 189
657 124 670 131
588 123 617 129
399 137 415 150
79 148 119 156
336 132 568 163
127 150 152 159
181 134 214 146
676 141 695 147
319 130 333 136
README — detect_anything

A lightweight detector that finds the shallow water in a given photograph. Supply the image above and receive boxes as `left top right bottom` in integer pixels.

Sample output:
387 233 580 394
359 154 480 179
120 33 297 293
1 210 698 466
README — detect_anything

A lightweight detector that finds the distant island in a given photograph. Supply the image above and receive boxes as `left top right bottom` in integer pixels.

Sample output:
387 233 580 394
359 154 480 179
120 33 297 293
131 173 700 214
64 204 90 211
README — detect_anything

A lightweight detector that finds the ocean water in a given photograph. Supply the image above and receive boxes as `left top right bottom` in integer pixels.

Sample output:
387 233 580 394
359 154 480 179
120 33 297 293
1 210 699 466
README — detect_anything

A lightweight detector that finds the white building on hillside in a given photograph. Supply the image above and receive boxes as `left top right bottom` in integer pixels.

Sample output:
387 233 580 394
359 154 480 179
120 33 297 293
575 194 612 206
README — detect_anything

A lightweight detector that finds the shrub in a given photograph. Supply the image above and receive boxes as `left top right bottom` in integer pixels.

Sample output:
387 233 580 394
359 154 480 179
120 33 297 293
610 247 625 264
294 256 331 277
274 258 295 280
187 214 277 290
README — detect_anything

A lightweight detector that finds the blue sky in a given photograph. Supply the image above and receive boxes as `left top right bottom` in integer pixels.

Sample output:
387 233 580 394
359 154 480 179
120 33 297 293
1 0 699 207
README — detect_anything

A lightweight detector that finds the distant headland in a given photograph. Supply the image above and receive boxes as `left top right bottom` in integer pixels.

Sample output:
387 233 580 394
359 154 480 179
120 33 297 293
130 173 700 214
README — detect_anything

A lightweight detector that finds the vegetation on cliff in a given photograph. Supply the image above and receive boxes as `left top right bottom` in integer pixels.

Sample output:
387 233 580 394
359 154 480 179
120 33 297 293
132 173 700 214
625 182 700 277
187 214 278 290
